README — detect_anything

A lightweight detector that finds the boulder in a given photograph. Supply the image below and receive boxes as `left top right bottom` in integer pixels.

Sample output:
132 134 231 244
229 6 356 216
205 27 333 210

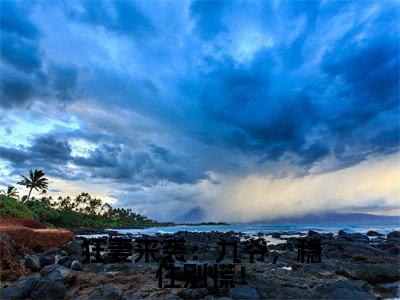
41 265 77 284
25 254 42 271
321 233 334 240
41 255 55 267
69 253 84 262
308 230 320 237
322 288 375 299
31 278 66 300
57 256 69 265
229 285 260 299
70 260 83 271
0 274 41 299
123 291 143 300
312 279 375 299
337 230 354 241
98 283 124 300
177 288 208 299
351 233 370 243
60 240 82 255
336 262 400 284
44 248 62 255
366 230 383 237
271 233 281 239
375 242 400 255
387 231 400 242
63 261 72 268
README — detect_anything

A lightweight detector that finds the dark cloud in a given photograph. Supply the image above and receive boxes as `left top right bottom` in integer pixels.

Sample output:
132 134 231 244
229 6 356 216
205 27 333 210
73 142 210 186
189 52 321 168
29 135 72 162
321 36 399 133
0 0 398 192
48 64 79 101
147 143 176 164
190 1 227 40
1 32 42 73
0 63 80 108
70 0 154 38
0 1 39 39
0 2 81 108
0 71 35 108
0 130 210 186
300 143 330 166
0 146 30 162
0 134 71 172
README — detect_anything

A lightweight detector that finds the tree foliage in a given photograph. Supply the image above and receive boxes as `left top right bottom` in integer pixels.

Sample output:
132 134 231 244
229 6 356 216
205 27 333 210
17 169 49 201
2 169 172 228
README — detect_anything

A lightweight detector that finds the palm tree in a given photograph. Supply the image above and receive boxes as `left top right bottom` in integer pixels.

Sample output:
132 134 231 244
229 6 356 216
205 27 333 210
17 169 49 201
0 185 19 198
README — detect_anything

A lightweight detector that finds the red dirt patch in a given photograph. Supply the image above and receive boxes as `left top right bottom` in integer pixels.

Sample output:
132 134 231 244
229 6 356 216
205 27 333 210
0 227 75 254
0 217 47 229
0 217 75 282
0 237 29 282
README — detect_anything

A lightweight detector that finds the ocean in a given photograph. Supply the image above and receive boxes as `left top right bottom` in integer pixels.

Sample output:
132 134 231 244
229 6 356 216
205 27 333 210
112 222 400 236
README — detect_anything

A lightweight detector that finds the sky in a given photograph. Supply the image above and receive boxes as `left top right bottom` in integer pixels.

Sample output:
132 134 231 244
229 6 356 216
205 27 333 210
0 0 399 222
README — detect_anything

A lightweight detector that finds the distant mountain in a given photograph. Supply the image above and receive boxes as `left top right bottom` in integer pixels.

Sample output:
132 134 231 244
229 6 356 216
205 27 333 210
175 206 205 223
260 212 399 224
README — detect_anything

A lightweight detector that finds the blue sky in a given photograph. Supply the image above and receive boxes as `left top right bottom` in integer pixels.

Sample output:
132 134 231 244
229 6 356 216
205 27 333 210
0 0 399 221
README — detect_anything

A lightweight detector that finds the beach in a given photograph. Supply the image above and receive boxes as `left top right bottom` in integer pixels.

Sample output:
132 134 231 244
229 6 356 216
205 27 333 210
1 221 399 299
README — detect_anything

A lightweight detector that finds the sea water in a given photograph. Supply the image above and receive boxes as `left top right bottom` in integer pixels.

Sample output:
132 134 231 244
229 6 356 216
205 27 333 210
112 222 400 236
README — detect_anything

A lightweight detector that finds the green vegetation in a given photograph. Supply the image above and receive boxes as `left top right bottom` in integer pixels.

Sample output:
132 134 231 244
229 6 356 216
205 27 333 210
0 195 36 219
0 186 19 198
0 169 172 228
0 194 171 228
17 169 49 201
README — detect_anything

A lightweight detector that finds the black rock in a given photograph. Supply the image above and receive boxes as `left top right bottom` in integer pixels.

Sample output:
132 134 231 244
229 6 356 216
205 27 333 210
57 256 69 265
336 262 400 284
271 233 281 239
387 231 400 242
70 260 83 271
177 288 208 299
99 283 123 300
60 240 82 255
308 230 320 237
69 253 84 262
43 248 61 255
31 279 66 300
25 254 42 271
312 279 374 299
366 230 383 237
351 233 370 243
0 275 40 299
63 261 72 268
41 255 55 267
321 233 334 239
41 265 77 284
229 285 260 299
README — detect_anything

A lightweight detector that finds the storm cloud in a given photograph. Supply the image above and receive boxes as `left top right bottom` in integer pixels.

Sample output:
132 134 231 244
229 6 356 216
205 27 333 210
0 0 398 220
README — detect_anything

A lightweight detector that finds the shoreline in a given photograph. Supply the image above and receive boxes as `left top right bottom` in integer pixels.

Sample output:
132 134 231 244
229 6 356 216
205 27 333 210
72 221 400 237
1 225 399 299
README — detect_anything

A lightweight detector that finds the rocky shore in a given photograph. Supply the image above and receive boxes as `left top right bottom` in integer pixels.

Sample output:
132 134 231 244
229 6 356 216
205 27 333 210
1 228 399 299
